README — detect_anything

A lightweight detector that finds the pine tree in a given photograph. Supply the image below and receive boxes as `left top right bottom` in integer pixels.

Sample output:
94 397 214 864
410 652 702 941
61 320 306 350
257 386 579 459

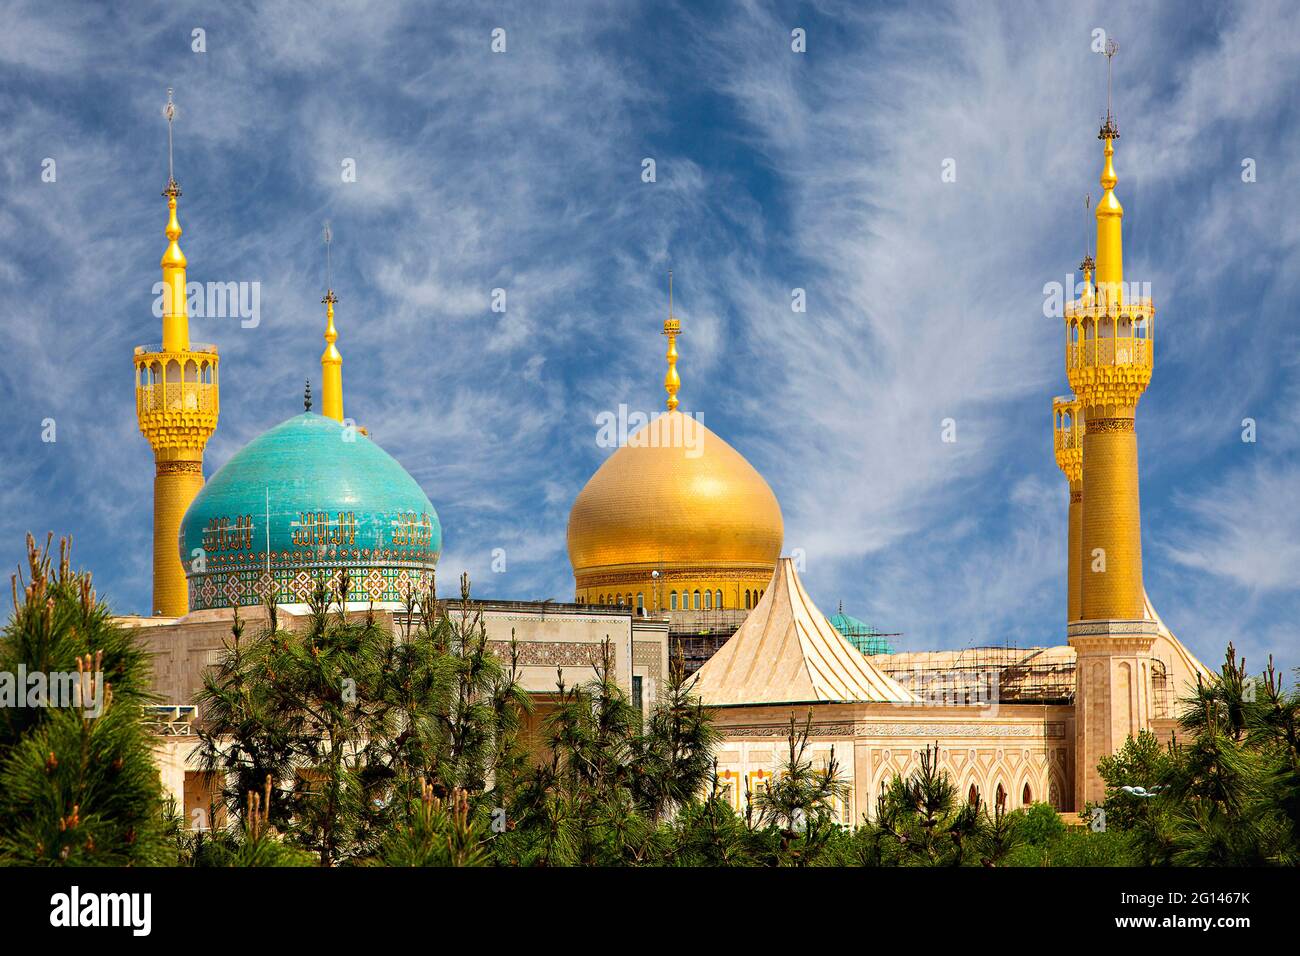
630 651 721 823
0 535 176 865
752 712 851 865
871 742 982 866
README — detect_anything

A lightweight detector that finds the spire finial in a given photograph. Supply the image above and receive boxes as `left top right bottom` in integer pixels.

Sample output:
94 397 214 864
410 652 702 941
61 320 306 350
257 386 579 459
1094 40 1124 305
320 222 344 421
661 270 681 412
159 88 189 352
1105 39 1118 122
163 87 179 196
304 379 312 412
1099 39 1120 140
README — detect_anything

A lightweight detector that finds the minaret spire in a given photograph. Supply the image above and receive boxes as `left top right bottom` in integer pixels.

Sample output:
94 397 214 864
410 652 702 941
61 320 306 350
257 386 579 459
662 270 681 412
1094 39 1124 308
134 87 220 617
320 221 344 422
160 88 189 352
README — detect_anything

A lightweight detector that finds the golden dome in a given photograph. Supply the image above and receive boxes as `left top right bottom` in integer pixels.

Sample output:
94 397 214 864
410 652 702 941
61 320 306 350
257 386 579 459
567 410 784 586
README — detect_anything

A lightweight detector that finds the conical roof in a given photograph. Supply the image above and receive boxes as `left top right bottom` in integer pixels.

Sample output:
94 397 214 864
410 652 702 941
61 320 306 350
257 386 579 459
693 558 917 705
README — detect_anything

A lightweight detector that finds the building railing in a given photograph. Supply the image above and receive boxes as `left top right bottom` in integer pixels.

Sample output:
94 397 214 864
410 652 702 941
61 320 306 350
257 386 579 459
134 343 219 356
1066 335 1153 372
136 380 219 416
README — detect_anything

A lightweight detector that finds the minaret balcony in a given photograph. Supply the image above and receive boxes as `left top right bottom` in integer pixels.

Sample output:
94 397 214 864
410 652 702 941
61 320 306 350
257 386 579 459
1064 300 1154 375
134 344 220 442
1052 395 1083 481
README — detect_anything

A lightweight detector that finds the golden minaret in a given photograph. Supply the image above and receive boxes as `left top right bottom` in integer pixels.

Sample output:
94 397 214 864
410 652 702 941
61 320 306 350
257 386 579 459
320 223 344 422
1063 43 1158 808
134 90 219 616
1066 49 1154 621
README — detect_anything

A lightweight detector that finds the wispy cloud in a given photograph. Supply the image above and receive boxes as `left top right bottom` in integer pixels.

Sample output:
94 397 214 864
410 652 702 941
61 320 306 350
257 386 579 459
0 0 1296 676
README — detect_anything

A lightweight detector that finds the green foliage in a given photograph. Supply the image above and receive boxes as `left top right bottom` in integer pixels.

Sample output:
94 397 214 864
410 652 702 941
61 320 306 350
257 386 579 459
1018 802 1067 846
194 571 531 866
1092 643 1300 867
0 535 176 866
373 782 490 867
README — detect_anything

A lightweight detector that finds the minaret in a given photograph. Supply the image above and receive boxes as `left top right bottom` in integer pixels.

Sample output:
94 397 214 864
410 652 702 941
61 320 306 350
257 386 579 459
662 270 681 411
1052 392 1084 623
320 223 343 422
134 90 220 617
1062 43 1158 808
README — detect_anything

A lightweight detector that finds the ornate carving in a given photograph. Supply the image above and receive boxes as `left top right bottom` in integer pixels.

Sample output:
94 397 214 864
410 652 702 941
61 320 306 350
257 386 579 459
156 460 203 476
1087 416 1135 434
718 721 1066 740
486 640 608 668
633 641 663 679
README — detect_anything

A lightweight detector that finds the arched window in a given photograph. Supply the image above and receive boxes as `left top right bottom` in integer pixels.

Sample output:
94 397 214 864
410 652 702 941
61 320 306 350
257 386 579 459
744 590 751 609
967 784 978 805
636 592 643 610
995 783 1006 809
703 590 712 610
715 589 723 609
693 589 701 609
1022 782 1032 806
670 591 678 610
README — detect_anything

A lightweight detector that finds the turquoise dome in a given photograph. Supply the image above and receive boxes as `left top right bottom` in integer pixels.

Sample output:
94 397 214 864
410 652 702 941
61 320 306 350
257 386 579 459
828 609 896 656
180 413 440 610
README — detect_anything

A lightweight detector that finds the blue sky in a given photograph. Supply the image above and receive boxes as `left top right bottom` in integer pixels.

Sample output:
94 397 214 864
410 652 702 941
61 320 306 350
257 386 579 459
1 0 1297 676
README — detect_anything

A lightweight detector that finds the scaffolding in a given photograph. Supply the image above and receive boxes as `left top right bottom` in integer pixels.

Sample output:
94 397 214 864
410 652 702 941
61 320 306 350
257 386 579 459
667 606 750 675
875 644 1077 706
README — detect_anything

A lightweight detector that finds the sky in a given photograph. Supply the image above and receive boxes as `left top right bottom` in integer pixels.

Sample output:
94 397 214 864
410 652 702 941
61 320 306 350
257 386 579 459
0 0 1297 676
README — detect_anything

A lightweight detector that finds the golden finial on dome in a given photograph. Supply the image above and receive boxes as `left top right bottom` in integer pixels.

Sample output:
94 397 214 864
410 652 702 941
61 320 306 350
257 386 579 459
662 270 681 412
320 221 344 422
160 87 189 352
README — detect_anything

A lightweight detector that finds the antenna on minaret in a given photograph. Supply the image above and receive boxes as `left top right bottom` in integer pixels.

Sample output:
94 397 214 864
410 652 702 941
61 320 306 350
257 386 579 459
668 269 674 320
163 87 178 191
323 220 334 295
1084 193 1093 259
1104 38 1119 123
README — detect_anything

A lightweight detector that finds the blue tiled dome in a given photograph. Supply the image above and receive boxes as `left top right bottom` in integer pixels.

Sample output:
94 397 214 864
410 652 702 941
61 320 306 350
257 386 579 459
828 609 896 656
180 413 440 610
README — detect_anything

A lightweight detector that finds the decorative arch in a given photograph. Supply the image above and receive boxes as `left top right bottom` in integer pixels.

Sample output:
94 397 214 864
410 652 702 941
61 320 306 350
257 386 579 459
1021 781 1032 806
1047 771 1065 811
